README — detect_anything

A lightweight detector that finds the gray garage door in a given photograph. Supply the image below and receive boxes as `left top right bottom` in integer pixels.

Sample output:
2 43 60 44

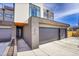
0 28 12 42
60 29 66 39
39 27 59 44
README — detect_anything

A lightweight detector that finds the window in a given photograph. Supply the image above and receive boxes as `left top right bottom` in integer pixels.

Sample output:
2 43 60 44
44 9 54 20
48 11 54 20
0 13 3 16
4 3 14 8
29 4 40 17
0 3 14 9
0 4 3 8
0 13 3 21
4 13 14 22
0 3 14 22
5 14 13 19
44 9 48 18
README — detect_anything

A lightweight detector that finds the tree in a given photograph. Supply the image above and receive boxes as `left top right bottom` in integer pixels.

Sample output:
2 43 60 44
67 27 72 31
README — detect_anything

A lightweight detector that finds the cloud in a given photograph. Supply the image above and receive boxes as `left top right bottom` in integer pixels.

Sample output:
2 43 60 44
45 3 79 19
55 8 79 19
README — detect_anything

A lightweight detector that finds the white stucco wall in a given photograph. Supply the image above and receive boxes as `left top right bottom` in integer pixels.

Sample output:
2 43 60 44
15 3 44 23
15 3 29 23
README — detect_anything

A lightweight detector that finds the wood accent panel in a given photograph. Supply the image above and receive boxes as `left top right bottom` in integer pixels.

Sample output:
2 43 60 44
15 22 27 27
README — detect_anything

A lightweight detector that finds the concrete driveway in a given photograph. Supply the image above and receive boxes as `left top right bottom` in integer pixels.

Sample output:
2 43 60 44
17 37 79 56
0 42 10 56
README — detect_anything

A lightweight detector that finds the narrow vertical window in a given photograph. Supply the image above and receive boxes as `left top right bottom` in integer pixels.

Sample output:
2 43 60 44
29 4 40 17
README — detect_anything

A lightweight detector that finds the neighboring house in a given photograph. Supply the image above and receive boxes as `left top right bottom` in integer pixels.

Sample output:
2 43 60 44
67 27 79 37
0 3 14 42
0 3 69 49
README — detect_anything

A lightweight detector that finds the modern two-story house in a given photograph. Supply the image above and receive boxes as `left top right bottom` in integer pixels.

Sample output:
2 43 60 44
15 3 69 49
0 3 69 50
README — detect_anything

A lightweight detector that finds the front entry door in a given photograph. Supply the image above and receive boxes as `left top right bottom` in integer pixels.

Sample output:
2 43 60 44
16 27 23 39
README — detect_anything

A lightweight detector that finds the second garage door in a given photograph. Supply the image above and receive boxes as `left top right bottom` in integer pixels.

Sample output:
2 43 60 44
0 28 12 42
39 27 59 44
60 29 66 39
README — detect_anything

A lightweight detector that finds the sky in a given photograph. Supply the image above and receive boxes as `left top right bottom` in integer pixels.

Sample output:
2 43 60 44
44 3 79 27
0 3 79 27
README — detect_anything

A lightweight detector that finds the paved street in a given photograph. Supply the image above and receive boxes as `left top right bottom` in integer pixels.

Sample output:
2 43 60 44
17 37 79 56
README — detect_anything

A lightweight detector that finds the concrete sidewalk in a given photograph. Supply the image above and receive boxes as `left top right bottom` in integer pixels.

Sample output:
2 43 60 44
17 37 79 56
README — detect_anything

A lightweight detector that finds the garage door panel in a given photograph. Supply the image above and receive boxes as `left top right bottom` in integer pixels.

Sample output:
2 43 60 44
60 29 66 39
0 28 12 42
39 27 59 44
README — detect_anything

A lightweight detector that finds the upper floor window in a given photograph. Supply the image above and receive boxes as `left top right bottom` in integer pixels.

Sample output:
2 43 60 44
4 13 14 22
48 11 54 20
29 4 40 17
0 3 14 9
44 9 49 18
0 13 3 16
0 4 3 8
0 13 3 21
44 9 54 20
0 3 14 22
5 14 13 19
